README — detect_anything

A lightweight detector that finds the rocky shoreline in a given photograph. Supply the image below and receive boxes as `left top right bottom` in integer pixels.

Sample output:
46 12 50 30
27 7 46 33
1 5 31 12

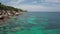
0 10 24 25
0 10 23 20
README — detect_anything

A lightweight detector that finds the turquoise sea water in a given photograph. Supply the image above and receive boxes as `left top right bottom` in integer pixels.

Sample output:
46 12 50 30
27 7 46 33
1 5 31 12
0 12 60 34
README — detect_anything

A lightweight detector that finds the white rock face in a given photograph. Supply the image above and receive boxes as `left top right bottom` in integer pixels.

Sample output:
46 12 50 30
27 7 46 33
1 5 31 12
0 15 2 18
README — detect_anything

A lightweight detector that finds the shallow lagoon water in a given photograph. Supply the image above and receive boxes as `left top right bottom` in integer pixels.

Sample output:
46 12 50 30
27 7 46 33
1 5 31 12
0 12 60 34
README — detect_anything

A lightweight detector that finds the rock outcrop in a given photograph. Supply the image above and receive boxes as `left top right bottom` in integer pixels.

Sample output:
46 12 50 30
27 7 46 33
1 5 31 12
0 3 26 20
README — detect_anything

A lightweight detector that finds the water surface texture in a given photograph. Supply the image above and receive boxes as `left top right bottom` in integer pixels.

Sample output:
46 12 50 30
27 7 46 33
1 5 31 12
0 12 60 34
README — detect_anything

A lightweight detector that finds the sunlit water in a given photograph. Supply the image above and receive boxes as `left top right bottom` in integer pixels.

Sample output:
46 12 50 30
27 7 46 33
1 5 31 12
0 12 60 34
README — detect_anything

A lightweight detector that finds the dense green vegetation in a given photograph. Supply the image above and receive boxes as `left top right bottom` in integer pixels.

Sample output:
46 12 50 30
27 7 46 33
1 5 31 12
0 3 25 12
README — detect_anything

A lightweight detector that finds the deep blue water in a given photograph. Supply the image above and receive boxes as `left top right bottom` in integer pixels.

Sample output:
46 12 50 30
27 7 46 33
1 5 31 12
1 12 60 34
